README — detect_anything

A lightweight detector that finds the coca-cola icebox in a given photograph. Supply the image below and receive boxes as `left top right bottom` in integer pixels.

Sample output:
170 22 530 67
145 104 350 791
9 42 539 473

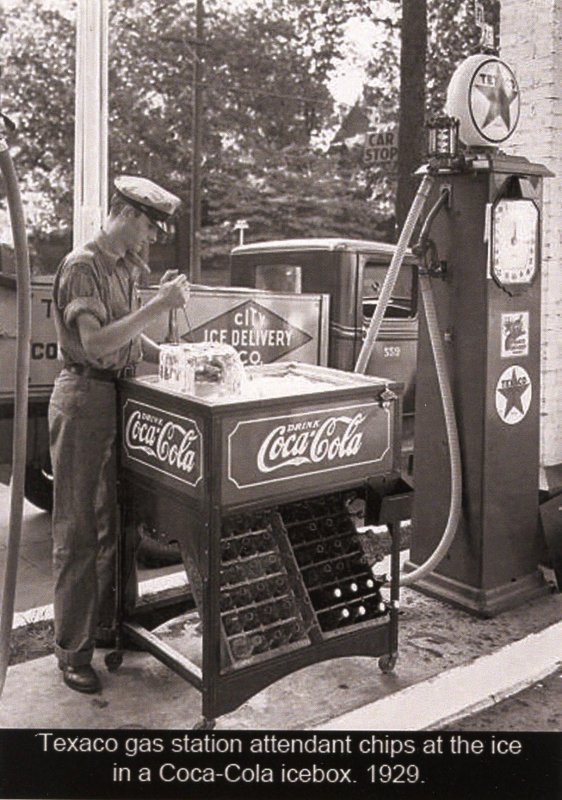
119 362 401 506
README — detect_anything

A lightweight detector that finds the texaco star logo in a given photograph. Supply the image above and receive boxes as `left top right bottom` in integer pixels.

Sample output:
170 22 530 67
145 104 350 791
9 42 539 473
495 366 532 425
469 59 520 143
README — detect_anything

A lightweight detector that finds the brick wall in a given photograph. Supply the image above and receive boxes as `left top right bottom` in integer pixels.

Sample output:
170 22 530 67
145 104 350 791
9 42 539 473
501 0 562 471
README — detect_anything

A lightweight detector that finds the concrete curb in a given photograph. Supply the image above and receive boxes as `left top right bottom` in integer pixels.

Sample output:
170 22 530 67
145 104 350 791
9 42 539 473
317 620 562 730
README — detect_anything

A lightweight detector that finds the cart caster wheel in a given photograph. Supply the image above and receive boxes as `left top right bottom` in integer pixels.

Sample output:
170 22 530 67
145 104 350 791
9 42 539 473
105 651 123 672
193 717 216 730
379 654 397 673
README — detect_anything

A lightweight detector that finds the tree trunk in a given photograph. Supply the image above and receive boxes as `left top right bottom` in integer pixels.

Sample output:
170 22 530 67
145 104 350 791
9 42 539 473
395 0 427 235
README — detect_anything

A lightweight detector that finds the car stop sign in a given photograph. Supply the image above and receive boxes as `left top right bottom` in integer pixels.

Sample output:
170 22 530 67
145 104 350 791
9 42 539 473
363 127 399 168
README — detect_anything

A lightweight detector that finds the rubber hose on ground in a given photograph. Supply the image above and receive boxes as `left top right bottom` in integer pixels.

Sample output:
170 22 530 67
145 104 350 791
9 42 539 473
0 143 32 696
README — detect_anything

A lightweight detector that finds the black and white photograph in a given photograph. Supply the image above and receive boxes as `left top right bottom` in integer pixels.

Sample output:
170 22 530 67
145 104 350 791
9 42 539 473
0 1 560 798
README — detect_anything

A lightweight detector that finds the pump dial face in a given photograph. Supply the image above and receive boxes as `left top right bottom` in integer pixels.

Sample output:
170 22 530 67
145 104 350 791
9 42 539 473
491 199 538 287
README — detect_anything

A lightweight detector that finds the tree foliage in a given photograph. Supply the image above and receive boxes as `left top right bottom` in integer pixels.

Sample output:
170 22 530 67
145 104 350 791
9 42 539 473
0 1 75 234
0 0 498 264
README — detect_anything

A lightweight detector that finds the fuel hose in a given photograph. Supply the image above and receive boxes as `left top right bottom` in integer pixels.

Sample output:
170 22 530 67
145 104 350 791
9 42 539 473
354 173 462 587
355 173 434 374
0 134 32 696
400 261 462 586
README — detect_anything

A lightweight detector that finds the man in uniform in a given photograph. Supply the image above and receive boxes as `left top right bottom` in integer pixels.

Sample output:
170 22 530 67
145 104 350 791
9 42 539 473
49 175 188 693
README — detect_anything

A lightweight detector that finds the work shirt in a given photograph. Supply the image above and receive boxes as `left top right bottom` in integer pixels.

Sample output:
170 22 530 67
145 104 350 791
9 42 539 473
52 231 144 371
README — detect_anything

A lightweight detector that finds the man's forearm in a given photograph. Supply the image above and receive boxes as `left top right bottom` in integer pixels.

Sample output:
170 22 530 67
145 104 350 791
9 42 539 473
140 333 161 363
78 297 168 361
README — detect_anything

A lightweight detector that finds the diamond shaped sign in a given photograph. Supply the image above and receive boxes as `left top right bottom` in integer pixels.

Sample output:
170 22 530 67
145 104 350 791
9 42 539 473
185 299 312 365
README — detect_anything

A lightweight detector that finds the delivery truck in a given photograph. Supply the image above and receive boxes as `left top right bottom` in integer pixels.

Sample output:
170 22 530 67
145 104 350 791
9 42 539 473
0 238 417 561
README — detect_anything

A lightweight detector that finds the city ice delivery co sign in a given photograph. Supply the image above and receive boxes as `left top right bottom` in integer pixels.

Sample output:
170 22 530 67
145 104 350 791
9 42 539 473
186 299 312 366
139 290 326 368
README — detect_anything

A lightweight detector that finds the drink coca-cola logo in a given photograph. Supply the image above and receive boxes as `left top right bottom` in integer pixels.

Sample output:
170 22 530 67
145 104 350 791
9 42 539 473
227 402 391 490
257 413 366 473
122 400 202 486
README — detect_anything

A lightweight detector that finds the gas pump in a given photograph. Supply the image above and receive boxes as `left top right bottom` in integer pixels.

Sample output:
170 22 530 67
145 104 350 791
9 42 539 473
405 54 553 616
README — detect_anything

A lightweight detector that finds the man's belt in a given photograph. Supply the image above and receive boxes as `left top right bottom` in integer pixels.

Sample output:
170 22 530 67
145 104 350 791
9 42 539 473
65 364 136 382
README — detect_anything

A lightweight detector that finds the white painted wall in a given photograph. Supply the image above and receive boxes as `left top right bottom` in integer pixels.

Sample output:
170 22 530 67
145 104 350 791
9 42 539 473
501 0 562 471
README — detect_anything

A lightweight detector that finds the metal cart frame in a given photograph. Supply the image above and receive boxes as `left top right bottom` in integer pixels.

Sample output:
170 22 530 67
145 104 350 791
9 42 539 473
110 367 405 728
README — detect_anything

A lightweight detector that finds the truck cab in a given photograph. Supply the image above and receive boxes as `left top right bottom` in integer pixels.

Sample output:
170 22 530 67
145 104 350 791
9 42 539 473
230 238 418 422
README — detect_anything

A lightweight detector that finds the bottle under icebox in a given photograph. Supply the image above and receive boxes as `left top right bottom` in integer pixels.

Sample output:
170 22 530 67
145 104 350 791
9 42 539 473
222 613 243 636
258 603 279 625
252 580 270 602
230 635 253 661
220 538 238 562
238 536 257 558
231 585 253 608
318 605 352 631
239 609 259 631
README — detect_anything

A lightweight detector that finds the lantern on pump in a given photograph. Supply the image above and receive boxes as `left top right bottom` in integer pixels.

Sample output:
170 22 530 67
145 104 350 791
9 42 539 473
427 114 460 160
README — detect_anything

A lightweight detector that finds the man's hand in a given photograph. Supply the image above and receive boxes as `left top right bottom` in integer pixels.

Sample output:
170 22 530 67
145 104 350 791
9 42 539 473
159 269 179 286
155 274 190 310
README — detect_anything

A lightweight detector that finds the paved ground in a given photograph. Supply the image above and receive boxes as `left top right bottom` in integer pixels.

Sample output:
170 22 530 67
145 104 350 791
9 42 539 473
445 666 562 731
0 483 561 730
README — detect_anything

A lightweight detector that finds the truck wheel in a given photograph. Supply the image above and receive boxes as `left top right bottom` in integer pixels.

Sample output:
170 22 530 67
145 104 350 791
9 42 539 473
24 464 53 513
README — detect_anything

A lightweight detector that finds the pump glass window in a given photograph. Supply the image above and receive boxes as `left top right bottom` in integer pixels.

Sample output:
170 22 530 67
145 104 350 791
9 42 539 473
491 199 538 288
362 262 416 319
255 264 302 293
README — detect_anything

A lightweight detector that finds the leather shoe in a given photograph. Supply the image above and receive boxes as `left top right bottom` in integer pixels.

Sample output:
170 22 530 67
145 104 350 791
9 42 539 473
60 664 101 694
